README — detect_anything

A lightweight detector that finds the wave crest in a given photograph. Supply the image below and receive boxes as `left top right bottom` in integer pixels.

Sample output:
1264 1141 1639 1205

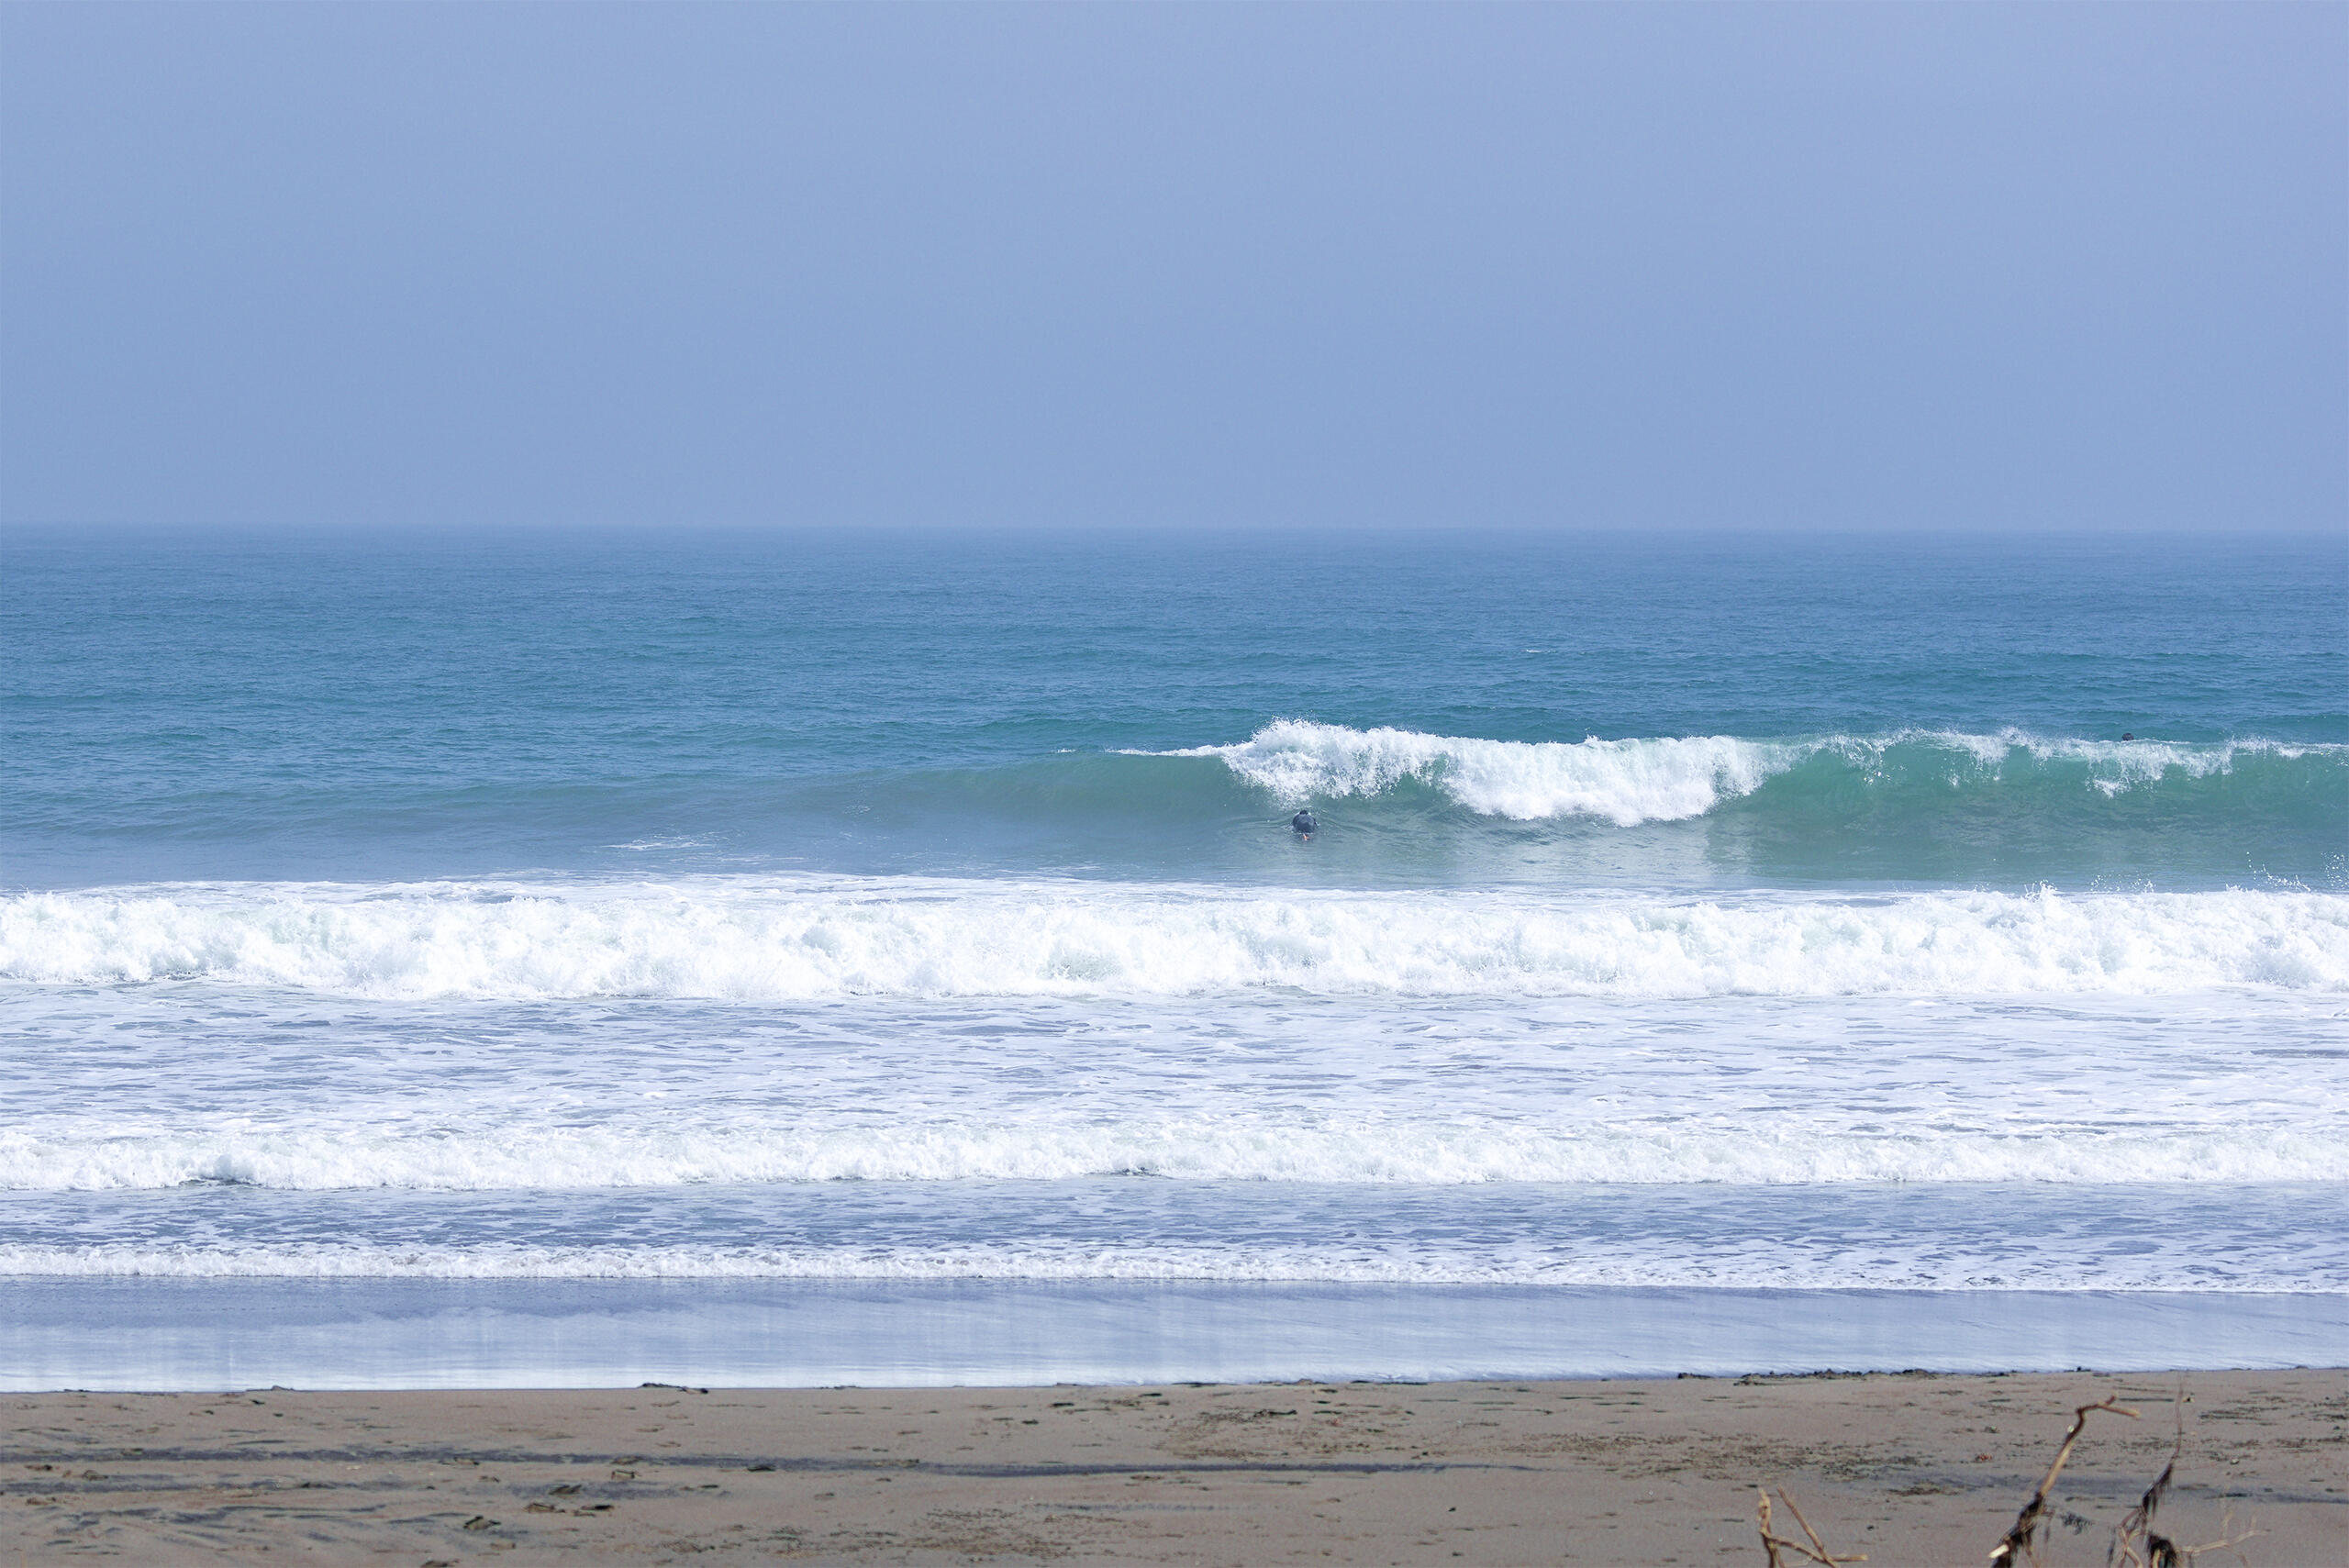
1155 721 1784 822
1146 721 2345 824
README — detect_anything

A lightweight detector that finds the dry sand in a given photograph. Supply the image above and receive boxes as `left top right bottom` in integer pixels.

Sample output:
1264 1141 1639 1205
2 1371 2341 1565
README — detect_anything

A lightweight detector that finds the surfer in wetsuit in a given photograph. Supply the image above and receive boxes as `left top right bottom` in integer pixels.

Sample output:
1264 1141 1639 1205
1291 808 1318 839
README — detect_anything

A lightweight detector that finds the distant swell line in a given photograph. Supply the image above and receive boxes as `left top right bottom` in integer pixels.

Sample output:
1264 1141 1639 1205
3 880 2342 1001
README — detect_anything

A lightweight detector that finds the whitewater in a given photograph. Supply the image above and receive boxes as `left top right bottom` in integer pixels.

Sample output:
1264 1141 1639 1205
1147 719 2346 824
6 879 2343 999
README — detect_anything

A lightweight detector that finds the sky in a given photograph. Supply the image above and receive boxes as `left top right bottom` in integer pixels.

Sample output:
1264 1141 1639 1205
2 3 2342 535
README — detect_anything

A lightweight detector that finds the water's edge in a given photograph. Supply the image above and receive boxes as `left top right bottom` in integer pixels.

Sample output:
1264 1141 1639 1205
4 1280 2340 1390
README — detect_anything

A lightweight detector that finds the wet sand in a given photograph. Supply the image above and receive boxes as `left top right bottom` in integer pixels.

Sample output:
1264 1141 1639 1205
2 1371 2341 1564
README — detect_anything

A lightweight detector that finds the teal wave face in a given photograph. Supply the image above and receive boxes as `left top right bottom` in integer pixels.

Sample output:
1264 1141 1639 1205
1715 733 2346 886
719 728 2348 888
6 723 2337 889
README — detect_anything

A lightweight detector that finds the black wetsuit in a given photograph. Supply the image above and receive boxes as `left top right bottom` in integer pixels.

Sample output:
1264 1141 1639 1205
1291 810 1318 835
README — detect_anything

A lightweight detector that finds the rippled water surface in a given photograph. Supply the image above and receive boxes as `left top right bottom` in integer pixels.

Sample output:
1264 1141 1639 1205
3 528 2343 1355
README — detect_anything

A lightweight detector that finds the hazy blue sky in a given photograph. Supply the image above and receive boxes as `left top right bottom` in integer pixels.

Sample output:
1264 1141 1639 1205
3 3 2341 533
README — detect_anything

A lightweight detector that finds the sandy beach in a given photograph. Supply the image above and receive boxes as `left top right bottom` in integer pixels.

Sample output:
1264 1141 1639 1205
2 1370 2340 1564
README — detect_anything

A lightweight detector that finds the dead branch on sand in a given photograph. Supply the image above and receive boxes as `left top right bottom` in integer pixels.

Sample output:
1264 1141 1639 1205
1755 1382 2266 1565
1989 1394 2141 1565
1755 1486 1865 1566
2107 1393 2261 1568
1989 1387 2260 1568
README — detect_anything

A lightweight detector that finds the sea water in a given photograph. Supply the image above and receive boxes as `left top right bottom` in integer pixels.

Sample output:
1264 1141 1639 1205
2 527 2343 1386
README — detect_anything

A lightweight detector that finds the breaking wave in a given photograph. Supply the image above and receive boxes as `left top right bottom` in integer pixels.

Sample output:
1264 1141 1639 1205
1148 721 2347 825
3 880 2343 1001
1151 723 1784 822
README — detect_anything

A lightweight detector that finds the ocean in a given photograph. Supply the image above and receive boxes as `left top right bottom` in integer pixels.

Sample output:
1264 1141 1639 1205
3 526 2344 1387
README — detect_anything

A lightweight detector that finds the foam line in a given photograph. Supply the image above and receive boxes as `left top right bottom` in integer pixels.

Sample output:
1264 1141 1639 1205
1 1240 2336 1292
5 880 2342 1000
5 1120 2343 1192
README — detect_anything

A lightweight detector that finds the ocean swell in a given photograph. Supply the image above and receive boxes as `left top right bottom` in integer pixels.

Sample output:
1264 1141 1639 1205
1144 721 2347 825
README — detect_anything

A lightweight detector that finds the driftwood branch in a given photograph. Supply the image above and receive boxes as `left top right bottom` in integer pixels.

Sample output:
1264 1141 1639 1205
1987 1396 2139 1565
2110 1389 2183 1568
2110 1389 2262 1568
1755 1486 1865 1565
1758 1381 2263 1567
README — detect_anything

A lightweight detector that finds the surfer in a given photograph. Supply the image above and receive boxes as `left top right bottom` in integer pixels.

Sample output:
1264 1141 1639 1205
1291 808 1318 839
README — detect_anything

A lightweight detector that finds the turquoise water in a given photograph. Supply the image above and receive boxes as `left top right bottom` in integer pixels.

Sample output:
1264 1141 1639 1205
6 528 2342 888
1 528 2344 1378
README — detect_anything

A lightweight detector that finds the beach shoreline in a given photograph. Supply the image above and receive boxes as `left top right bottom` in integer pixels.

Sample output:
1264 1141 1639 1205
11 1277 2344 1394
4 1369 2341 1563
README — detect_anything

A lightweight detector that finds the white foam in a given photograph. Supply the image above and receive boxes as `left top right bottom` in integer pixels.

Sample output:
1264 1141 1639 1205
4 880 2342 1001
1 1240 2335 1292
1152 720 1793 821
1146 721 2343 818
1821 728 2328 795
4 1119 2343 1192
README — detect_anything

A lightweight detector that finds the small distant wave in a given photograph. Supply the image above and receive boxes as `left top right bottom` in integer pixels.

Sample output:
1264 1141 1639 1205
3 880 2342 1001
1141 720 2348 825
3 1120 2343 1192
